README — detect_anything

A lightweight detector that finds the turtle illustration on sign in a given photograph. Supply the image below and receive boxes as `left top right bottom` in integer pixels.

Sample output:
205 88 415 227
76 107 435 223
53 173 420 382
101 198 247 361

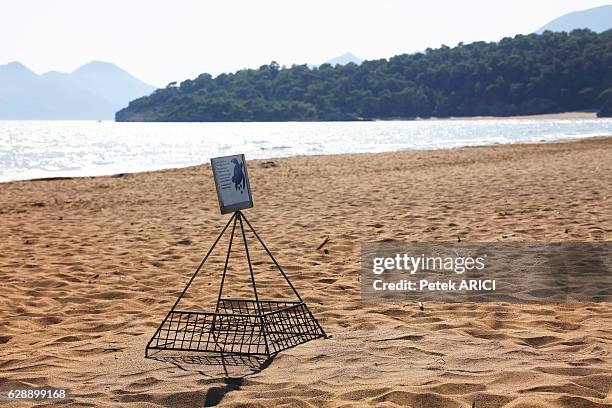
231 158 246 193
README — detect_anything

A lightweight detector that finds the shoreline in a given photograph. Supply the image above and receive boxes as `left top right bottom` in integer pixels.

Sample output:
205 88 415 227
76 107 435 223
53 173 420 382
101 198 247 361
0 110 604 123
3 134 611 185
417 111 600 121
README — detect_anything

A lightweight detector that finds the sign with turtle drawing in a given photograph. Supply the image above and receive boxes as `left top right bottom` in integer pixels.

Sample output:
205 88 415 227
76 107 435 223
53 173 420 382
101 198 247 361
211 154 253 214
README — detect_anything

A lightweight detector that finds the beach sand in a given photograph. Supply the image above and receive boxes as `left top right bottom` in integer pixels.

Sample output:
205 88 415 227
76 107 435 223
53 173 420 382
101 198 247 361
0 137 611 407
378 111 600 121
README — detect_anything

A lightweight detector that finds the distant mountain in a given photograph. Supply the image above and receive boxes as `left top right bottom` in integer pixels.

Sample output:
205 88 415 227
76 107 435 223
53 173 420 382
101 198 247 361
0 61 155 119
535 5 612 34
324 53 362 66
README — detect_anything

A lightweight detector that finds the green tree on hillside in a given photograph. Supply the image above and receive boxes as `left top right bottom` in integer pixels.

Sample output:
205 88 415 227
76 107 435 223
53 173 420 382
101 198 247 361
116 29 612 122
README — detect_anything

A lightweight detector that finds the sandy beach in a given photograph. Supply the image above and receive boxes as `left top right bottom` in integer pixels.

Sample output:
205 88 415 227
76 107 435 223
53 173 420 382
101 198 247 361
1 137 611 407
408 111 600 121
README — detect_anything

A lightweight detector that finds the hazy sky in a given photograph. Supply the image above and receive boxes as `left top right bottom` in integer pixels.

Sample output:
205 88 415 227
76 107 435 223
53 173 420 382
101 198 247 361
1 0 609 86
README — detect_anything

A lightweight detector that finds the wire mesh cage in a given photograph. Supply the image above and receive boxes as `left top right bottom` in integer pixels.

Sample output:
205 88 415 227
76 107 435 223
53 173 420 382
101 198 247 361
145 211 326 370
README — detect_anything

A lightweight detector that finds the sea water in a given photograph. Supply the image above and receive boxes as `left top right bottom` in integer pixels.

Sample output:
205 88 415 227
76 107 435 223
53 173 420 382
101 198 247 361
1 119 611 182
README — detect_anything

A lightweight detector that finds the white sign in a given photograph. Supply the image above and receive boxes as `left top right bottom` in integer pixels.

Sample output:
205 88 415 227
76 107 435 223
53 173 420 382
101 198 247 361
211 154 253 214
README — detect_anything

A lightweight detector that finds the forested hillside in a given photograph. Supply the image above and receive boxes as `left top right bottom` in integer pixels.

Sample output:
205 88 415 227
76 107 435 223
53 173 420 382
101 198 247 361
116 29 612 121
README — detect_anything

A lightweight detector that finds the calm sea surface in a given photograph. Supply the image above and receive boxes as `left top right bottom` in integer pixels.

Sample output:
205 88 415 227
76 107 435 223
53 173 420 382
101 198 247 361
1 119 611 182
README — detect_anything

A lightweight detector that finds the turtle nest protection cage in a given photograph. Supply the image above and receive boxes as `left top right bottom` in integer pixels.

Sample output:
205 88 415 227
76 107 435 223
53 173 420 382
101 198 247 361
145 210 327 370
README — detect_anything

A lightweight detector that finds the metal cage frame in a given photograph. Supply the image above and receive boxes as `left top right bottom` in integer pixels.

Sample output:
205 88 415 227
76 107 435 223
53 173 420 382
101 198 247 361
145 211 326 369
